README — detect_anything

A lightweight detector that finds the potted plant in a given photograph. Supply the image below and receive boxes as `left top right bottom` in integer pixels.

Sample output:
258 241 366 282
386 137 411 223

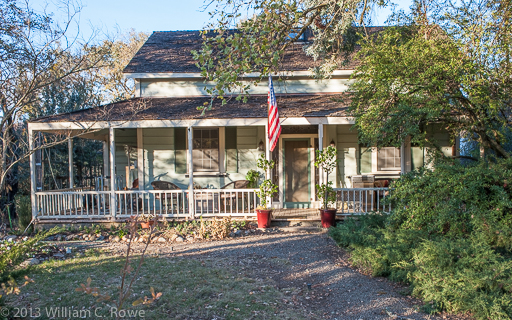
255 154 278 228
314 146 338 228
136 213 157 229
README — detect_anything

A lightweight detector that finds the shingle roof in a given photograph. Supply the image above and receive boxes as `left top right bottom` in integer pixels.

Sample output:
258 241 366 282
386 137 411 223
123 30 359 74
30 95 350 123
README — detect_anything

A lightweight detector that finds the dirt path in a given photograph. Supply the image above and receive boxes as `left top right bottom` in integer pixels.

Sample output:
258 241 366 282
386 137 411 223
83 229 462 320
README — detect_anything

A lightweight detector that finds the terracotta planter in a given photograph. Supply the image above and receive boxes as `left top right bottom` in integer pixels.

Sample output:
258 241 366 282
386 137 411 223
256 209 272 228
140 220 155 229
319 209 337 228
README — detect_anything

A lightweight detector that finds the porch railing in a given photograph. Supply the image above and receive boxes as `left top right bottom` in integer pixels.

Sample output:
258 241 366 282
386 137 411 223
35 188 259 219
334 187 392 214
34 188 390 220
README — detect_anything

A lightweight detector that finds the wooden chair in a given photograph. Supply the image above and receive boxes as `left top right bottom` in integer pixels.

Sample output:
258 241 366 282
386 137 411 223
151 181 182 213
220 180 250 212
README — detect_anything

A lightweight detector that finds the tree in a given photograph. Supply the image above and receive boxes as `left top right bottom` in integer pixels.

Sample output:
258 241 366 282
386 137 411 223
193 0 385 107
349 0 512 159
0 0 149 194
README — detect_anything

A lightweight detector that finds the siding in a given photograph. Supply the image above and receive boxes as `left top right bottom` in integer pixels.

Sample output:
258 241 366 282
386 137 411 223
114 129 137 189
336 125 359 187
140 78 353 97
143 128 175 189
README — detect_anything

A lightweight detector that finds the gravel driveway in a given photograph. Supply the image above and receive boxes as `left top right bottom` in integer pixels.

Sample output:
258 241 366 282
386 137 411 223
93 228 466 320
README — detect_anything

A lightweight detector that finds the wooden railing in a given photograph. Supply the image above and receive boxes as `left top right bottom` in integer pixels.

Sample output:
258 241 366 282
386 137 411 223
333 187 392 214
35 188 259 219
34 188 389 220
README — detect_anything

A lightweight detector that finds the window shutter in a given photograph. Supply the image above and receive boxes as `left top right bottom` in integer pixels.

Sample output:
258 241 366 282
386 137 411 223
225 127 237 172
174 128 187 174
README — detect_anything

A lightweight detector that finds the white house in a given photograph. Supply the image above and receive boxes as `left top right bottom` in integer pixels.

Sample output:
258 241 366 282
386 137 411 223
27 30 456 223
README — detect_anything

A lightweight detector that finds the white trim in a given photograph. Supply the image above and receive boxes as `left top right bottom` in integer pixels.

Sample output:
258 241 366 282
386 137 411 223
187 126 194 217
29 128 37 219
103 141 109 177
137 128 144 190
27 117 355 131
123 70 354 79
68 138 73 188
219 127 225 173
109 128 116 218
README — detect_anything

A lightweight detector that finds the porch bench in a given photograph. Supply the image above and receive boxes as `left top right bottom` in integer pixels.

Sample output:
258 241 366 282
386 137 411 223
151 181 183 213
220 180 251 212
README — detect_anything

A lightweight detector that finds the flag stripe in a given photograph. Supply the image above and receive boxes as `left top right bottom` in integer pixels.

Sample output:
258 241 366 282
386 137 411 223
268 75 281 152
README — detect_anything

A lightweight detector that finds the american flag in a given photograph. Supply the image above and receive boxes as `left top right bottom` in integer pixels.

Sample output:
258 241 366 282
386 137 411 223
268 75 281 152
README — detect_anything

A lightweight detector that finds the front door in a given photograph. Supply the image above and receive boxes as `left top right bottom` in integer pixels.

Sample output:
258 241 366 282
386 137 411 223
284 139 310 207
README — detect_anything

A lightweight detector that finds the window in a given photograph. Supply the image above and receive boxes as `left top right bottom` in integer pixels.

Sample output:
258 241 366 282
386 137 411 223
378 147 401 171
192 128 219 172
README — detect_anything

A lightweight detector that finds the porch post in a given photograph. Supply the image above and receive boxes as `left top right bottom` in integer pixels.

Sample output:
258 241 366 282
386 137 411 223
400 141 406 174
68 137 74 188
264 123 271 207
187 126 194 217
318 124 324 185
109 127 117 219
103 141 109 177
29 127 37 219
137 128 144 190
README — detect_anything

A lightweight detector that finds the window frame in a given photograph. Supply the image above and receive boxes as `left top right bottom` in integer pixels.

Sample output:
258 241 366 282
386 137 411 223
191 128 220 173
377 147 401 171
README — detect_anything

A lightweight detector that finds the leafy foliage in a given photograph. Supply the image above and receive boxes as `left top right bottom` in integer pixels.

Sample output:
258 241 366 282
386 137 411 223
245 169 260 188
349 1 512 158
255 154 277 209
0 228 60 281
329 158 512 319
192 0 384 108
15 195 32 232
314 146 338 209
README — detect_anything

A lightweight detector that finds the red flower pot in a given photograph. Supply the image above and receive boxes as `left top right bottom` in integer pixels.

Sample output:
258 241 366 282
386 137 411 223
319 209 337 228
140 221 155 229
256 209 272 228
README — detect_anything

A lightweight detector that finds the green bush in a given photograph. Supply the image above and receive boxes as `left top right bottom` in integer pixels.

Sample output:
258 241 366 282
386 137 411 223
15 196 32 232
329 158 512 319
0 228 60 281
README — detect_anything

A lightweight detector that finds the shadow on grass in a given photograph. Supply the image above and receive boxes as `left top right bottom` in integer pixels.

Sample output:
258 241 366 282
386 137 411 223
7 233 431 320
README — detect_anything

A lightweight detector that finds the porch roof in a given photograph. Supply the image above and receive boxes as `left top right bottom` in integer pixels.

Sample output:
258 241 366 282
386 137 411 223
30 94 350 123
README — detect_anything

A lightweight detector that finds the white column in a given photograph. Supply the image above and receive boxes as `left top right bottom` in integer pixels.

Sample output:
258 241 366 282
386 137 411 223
29 128 37 219
264 123 271 207
103 141 109 177
137 128 144 190
109 127 116 218
68 137 73 189
318 124 324 185
400 141 406 174
187 127 194 217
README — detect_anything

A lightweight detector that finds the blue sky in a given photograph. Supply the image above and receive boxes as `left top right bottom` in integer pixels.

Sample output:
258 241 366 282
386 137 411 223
33 0 412 39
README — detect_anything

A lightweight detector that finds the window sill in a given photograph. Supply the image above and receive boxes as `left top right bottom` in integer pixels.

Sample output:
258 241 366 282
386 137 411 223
185 172 229 177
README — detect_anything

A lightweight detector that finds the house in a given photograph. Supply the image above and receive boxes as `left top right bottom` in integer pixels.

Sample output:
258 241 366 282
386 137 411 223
27 30 456 223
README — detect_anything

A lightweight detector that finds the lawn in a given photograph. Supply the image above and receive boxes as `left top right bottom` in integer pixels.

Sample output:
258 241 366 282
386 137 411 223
6 249 305 319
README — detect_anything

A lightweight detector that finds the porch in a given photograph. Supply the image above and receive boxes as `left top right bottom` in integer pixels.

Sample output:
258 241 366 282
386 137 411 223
27 96 405 223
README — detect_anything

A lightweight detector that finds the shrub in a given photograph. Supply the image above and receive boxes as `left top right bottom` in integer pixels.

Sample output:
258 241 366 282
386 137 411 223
0 228 60 281
15 196 32 232
329 158 512 319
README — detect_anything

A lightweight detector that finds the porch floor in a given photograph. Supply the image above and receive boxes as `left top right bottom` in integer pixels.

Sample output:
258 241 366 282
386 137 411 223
272 208 321 220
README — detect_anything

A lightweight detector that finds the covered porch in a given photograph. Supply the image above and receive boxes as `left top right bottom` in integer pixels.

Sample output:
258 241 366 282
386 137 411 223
27 96 397 222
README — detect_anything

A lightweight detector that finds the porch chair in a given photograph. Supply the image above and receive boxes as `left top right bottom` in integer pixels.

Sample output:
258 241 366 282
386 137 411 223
220 180 251 212
151 181 182 213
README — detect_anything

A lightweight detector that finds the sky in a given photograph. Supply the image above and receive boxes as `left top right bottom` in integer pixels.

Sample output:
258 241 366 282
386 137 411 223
32 0 413 40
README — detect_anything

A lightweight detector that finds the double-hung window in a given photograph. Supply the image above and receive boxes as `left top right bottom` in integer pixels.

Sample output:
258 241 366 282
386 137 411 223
192 128 219 172
377 147 401 171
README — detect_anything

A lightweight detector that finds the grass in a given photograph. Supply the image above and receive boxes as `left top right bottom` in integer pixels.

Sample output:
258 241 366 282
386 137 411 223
6 250 305 320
